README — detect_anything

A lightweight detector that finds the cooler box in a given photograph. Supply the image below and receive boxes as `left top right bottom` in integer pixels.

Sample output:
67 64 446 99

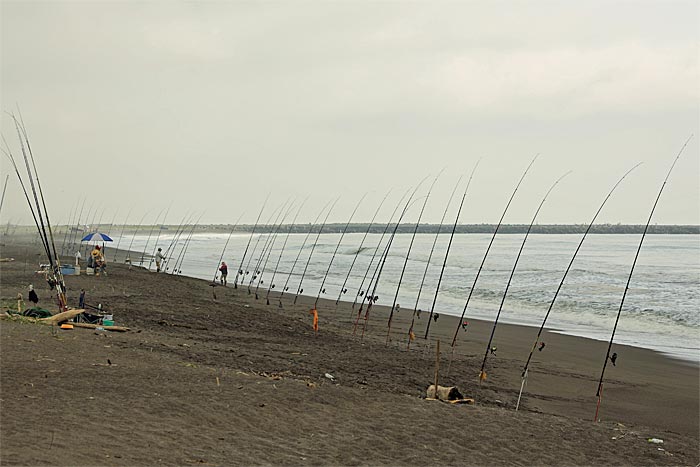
60 265 75 275
86 267 95 276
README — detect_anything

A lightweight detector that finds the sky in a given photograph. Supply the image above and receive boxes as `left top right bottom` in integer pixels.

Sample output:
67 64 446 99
1 0 698 227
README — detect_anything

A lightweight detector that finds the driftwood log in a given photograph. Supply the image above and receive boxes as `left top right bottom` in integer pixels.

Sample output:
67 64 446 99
70 322 130 332
426 384 463 401
39 309 86 325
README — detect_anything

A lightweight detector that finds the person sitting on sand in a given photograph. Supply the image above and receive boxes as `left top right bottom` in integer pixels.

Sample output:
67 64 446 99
219 261 228 285
91 245 106 276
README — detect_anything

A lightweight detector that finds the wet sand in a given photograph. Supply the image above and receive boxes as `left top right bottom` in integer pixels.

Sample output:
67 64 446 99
1 237 698 466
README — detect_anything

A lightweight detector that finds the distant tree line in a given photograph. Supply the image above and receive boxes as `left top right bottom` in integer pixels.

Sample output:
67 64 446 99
197 223 700 235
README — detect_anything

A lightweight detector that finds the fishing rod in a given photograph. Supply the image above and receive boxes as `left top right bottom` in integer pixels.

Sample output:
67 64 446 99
211 211 245 284
386 172 443 344
358 185 428 338
162 212 194 271
82 201 100 257
294 196 340 305
15 111 62 267
125 209 151 265
278 199 332 307
139 207 165 265
351 188 411 313
335 189 391 306
0 174 8 218
247 199 293 293
1 138 51 260
452 155 538 358
69 197 87 256
112 205 134 262
515 162 642 411
234 195 269 288
172 212 205 275
59 197 79 256
265 198 308 306
6 113 67 309
478 170 570 382
594 136 692 422
254 201 297 299
147 204 172 270
313 193 367 310
7 119 52 262
424 160 481 340
105 207 120 236
406 174 462 349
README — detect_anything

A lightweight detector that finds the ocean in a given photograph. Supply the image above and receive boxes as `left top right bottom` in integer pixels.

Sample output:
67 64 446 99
113 232 700 363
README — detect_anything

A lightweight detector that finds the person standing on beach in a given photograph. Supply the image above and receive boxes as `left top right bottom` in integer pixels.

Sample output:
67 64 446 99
155 248 166 272
219 261 228 285
75 250 81 266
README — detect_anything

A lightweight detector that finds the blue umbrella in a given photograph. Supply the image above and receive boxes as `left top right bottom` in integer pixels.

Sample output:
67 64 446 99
81 232 113 242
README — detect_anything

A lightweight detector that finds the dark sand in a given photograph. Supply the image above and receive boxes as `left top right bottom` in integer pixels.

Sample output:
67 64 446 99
1 237 698 466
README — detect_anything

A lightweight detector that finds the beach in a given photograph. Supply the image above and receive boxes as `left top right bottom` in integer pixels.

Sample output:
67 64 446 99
1 237 698 466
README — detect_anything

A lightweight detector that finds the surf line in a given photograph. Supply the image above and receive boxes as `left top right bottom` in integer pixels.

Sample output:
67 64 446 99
515 161 642 411
594 135 693 422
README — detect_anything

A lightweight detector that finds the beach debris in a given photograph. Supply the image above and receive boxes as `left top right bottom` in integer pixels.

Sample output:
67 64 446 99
324 373 335 382
309 308 319 334
647 438 664 444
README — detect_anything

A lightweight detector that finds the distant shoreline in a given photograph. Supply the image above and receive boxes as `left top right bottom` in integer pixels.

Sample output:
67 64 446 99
23 223 700 235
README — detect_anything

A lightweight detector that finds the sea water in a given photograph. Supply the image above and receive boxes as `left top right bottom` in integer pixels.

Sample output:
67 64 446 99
117 232 699 363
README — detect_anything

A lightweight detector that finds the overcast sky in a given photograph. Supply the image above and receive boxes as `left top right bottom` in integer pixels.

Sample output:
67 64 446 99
1 1 698 228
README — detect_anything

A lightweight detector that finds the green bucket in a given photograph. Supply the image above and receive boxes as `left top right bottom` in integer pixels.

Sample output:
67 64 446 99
103 319 114 326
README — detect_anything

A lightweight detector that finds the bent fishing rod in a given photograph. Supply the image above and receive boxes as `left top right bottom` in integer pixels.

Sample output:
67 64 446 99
148 203 172 270
125 209 151 264
453 155 538 358
140 207 166 265
253 200 297 299
424 159 481 340
351 188 411 313
160 212 191 271
244 200 284 288
247 199 291 293
278 199 331 307
407 174 462 349
172 212 205 275
313 193 367 310
265 197 308 305
112 205 133 262
294 196 340 305
478 170 570 382
59 198 79 256
211 211 245 284
359 187 428 338
234 194 269 288
594 135 692 422
335 189 391 306
515 162 642 411
386 171 443 344
69 197 87 255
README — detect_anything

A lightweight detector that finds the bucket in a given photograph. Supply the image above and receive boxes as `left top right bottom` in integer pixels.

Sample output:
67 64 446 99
103 319 114 326
102 314 113 322
74 266 80 275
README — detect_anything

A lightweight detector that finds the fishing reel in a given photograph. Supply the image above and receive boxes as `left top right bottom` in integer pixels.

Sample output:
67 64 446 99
321 288 326 294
